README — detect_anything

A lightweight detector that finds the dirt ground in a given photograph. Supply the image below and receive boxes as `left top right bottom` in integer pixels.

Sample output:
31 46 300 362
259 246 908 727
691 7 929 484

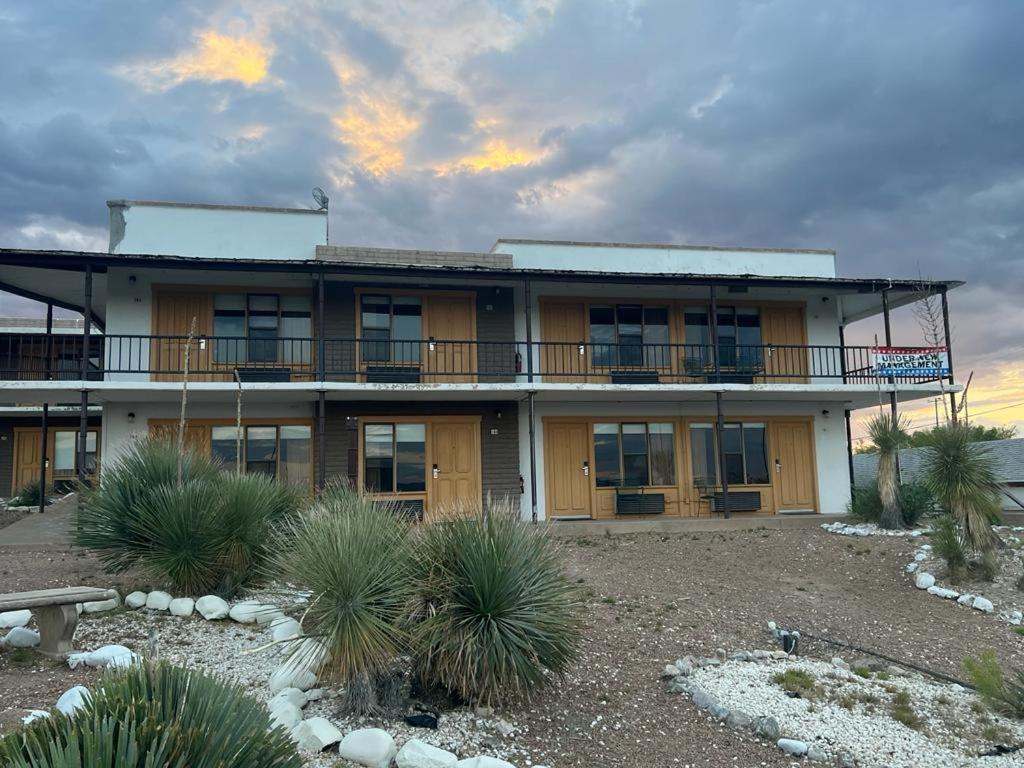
2 528 1022 767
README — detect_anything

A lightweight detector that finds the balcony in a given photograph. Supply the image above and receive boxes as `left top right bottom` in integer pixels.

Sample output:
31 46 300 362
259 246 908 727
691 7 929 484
0 334 946 386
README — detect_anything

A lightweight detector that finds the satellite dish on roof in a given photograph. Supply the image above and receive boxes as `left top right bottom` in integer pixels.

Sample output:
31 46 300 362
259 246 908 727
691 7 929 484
312 187 329 211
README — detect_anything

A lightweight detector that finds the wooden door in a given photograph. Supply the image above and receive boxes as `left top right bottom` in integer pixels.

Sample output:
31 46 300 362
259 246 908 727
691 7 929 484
544 422 592 518
151 290 214 382
425 295 475 383
430 420 481 514
540 301 587 382
762 306 808 383
148 422 211 456
12 430 42 493
772 420 817 512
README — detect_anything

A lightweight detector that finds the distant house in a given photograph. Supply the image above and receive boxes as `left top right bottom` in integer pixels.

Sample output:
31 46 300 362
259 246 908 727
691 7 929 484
853 438 1024 511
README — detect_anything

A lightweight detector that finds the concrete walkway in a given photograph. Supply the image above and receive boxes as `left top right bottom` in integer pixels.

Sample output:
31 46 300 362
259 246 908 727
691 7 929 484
0 494 76 551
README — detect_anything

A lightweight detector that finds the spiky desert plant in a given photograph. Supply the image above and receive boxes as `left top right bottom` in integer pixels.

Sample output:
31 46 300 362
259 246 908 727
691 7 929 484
964 650 1024 719
921 423 1002 561
929 514 968 581
0 660 301 768
10 480 49 508
272 486 414 714
866 412 908 529
412 499 582 706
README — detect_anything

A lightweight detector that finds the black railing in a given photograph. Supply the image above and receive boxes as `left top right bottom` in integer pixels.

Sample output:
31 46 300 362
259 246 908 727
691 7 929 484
0 334 943 385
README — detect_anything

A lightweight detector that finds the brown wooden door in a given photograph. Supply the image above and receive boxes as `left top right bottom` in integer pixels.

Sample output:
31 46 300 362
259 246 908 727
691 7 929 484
430 420 481 514
148 422 211 456
151 290 215 382
544 422 592 518
761 306 808 383
772 420 817 512
425 295 475 383
12 429 42 493
540 301 587 382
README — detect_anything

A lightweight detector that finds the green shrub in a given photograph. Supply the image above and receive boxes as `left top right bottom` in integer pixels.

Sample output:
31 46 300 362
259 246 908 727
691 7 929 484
272 485 414 714
964 650 1024 719
848 482 934 527
11 480 50 508
890 690 924 730
75 438 300 596
412 500 582 705
930 514 968 580
0 660 301 767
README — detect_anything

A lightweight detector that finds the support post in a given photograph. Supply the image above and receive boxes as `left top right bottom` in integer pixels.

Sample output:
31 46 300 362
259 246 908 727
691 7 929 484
317 391 326 492
714 390 730 518
845 408 855 500
940 286 957 423
709 284 721 380
524 279 534 383
317 270 326 383
78 265 92 485
38 303 53 513
881 289 897 418
528 391 538 524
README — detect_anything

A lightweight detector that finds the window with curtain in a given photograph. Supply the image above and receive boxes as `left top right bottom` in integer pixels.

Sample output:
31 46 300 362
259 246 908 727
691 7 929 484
689 422 769 486
364 423 426 493
361 295 422 364
589 304 670 368
592 422 676 488
52 430 97 473
279 425 312 487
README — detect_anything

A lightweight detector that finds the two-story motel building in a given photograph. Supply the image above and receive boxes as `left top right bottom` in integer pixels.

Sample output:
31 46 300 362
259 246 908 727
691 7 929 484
0 200 962 522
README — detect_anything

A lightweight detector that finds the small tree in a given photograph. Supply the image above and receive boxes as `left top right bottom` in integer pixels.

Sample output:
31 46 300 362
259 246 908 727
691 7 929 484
866 412 908 529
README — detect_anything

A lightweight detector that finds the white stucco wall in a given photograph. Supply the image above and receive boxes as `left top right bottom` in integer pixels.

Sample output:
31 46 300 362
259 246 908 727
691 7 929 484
101 400 314 471
496 241 837 279
110 202 326 260
518 400 851 521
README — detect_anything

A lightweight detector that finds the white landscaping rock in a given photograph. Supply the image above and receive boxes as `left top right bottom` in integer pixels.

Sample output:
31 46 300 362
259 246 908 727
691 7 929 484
290 716 343 752
972 596 994 613
270 687 309 710
914 572 935 590
124 591 147 609
145 591 173 611
82 596 120 613
67 644 137 669
337 728 398 768
195 595 230 620
270 616 302 643
957 594 975 606
454 759 517 768
268 701 303 731
927 586 959 599
0 609 32 629
168 598 195 617
229 600 275 624
2 626 40 648
22 710 50 725
395 739 458 768
269 638 327 693
55 685 90 715
778 738 809 756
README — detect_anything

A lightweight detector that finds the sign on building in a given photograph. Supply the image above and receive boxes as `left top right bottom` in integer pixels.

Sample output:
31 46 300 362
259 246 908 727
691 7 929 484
870 346 950 377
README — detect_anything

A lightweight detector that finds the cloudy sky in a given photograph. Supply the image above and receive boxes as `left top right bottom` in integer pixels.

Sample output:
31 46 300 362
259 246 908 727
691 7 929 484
1 0 1022 438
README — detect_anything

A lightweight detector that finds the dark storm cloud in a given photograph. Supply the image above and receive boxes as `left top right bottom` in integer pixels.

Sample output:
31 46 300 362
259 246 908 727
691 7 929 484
0 0 1022 380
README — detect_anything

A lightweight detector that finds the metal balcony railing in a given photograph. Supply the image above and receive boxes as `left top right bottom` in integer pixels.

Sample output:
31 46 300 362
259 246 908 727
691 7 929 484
0 334 945 385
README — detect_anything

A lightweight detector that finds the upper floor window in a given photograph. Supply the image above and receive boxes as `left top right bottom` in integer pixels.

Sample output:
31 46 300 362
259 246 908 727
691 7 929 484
364 423 426 493
684 307 761 368
689 422 769 486
361 295 422 364
213 293 312 365
593 422 676 488
589 304 670 368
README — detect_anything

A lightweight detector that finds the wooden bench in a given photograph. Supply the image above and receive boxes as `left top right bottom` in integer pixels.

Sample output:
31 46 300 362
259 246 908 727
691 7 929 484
0 587 117 657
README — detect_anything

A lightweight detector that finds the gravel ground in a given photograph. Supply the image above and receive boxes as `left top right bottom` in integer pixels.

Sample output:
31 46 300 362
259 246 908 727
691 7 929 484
2 528 1023 767
0 505 33 530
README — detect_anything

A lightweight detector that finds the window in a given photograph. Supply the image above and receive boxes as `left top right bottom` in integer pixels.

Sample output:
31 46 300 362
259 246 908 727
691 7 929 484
279 425 312 486
684 307 761 369
213 293 312 364
211 426 239 468
361 295 422 364
689 422 769 486
592 422 676 488
245 426 278 477
589 304 670 368
210 424 310 486
363 423 426 493
52 430 97 474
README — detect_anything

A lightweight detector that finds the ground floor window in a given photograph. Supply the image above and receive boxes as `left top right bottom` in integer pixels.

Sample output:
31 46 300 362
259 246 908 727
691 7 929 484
363 423 427 492
689 422 769 486
53 429 98 474
593 422 676 487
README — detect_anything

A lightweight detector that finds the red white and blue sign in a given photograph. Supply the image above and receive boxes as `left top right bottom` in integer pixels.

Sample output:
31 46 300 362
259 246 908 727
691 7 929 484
870 346 950 377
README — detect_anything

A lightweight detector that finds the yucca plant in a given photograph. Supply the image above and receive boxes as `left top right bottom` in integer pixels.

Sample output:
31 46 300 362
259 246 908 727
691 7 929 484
929 513 968 581
0 660 301 767
964 650 1024 719
412 499 582 706
272 486 414 714
866 412 909 529
921 423 1002 562
11 480 49 508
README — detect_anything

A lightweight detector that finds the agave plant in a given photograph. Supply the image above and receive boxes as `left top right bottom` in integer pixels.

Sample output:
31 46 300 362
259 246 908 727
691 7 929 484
0 660 301 767
866 412 908 529
921 423 1002 561
412 499 582 706
271 485 414 714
